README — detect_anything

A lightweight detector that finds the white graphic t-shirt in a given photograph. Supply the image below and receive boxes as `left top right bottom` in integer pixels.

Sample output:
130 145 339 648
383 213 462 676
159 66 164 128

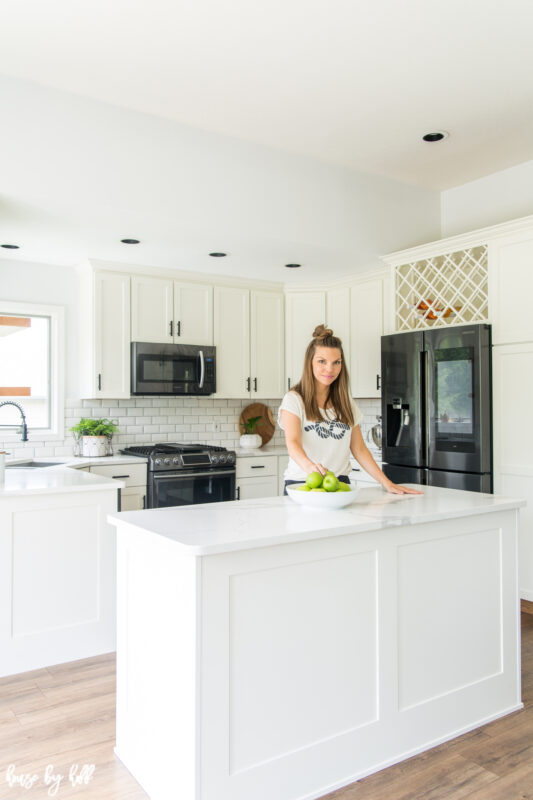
277 391 363 481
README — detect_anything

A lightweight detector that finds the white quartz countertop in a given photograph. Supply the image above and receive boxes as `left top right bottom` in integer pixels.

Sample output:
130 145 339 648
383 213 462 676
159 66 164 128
108 485 526 556
0 455 146 498
234 445 288 457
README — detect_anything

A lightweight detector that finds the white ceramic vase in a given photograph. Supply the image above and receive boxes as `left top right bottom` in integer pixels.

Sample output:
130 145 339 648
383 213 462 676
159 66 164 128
239 433 262 449
81 435 109 457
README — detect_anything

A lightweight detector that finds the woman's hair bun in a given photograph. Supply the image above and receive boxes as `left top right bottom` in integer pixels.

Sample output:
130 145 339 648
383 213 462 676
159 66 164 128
312 324 334 340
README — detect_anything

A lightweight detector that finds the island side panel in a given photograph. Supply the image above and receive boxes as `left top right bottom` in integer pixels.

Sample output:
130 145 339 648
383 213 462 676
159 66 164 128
199 509 521 800
0 488 117 677
114 524 201 800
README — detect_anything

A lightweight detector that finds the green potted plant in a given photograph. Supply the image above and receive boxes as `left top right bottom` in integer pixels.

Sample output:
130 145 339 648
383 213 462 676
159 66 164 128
239 415 262 449
70 417 119 457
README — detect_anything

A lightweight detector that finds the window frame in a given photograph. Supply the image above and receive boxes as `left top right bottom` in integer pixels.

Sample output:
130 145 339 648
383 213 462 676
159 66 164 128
0 300 65 441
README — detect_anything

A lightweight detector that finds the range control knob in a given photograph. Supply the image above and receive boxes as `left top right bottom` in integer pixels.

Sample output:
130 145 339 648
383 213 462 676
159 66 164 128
173 457 180 465
227 453 235 464
211 455 219 464
154 458 162 466
219 455 227 464
164 458 171 466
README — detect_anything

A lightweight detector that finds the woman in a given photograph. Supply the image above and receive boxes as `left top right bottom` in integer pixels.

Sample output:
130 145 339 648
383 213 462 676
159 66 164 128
278 324 422 495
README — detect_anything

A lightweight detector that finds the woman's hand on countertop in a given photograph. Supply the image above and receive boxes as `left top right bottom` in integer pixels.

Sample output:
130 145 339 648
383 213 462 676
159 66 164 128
381 479 423 495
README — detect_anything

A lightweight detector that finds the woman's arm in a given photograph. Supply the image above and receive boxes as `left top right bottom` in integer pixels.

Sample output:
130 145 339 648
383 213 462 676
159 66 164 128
350 426 422 495
280 409 328 476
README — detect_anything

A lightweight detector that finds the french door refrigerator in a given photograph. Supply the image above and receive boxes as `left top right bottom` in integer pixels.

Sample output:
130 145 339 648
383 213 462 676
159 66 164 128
381 324 492 493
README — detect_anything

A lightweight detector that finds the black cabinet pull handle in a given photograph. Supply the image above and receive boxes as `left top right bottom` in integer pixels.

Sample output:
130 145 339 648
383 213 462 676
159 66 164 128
142 495 146 509
98 373 102 391
251 465 265 469
236 486 240 500
112 474 130 479
169 320 173 336
253 377 257 391
288 377 291 390
246 377 251 392
177 320 181 336
376 374 381 390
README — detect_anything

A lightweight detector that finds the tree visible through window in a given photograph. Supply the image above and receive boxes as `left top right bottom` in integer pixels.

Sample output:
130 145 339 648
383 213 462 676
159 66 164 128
0 313 51 429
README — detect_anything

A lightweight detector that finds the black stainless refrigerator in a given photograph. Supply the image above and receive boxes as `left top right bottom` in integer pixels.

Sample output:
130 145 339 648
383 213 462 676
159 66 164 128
381 324 492 493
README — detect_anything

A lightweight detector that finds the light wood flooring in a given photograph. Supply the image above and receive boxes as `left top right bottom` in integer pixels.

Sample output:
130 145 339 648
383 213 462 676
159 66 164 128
1 614 533 800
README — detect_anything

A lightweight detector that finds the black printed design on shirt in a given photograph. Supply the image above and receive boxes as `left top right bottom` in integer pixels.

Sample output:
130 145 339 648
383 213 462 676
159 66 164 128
304 420 350 440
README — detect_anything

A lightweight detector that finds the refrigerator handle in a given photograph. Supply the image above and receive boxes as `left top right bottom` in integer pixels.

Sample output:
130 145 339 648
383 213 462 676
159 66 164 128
423 350 430 465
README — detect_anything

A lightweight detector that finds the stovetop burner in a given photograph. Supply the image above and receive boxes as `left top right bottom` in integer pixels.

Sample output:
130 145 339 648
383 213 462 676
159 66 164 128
120 442 235 471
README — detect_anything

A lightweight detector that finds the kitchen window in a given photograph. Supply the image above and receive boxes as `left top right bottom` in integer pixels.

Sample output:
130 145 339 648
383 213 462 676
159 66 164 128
0 301 64 440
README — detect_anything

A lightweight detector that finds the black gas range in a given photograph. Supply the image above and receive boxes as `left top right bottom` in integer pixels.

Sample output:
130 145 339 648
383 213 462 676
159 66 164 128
121 443 236 508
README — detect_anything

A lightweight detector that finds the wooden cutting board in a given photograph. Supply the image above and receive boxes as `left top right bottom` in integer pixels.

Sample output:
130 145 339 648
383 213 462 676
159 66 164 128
239 403 275 447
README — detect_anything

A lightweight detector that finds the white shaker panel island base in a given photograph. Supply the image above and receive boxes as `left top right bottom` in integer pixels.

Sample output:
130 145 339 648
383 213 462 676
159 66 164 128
0 467 125 678
109 486 525 800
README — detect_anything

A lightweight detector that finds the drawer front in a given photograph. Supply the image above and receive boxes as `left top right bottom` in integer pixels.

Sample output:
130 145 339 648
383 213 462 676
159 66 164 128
90 462 147 487
236 456 277 479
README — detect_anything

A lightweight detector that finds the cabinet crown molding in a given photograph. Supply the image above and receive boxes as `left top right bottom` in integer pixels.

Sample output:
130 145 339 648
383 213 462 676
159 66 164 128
381 213 533 267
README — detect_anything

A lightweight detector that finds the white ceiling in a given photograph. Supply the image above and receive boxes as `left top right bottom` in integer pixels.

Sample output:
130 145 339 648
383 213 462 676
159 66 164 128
2 0 533 189
1 0 533 280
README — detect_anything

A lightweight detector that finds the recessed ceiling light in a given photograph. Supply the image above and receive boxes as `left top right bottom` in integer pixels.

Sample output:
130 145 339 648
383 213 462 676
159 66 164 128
285 263 302 268
121 238 140 244
422 131 449 142
209 252 227 257
1 244 20 249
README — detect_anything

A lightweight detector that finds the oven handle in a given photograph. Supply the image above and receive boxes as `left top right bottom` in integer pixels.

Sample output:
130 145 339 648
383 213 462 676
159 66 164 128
198 350 205 388
152 469 236 480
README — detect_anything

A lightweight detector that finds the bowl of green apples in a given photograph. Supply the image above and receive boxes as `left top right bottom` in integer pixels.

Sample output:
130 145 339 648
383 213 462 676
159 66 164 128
286 471 358 509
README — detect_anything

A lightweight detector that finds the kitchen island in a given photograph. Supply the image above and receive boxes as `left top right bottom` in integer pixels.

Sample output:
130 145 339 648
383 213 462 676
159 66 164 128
109 486 525 800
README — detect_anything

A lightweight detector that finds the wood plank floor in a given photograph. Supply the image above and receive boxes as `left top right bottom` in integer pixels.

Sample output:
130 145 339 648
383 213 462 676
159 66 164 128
1 614 532 799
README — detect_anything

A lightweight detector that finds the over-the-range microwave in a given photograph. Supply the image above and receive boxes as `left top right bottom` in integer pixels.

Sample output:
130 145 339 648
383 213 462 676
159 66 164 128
131 342 216 395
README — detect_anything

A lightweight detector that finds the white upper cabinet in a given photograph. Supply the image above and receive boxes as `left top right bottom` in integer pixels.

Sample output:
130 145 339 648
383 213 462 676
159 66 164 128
92 272 131 398
350 278 383 398
326 288 351 374
285 292 326 390
173 282 213 345
214 287 284 398
490 231 533 345
250 290 285 398
131 276 213 345
214 286 250 398
131 276 173 343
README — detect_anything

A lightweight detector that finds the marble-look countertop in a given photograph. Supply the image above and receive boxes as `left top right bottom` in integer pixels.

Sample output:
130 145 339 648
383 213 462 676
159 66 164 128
0 454 146 498
108 485 525 556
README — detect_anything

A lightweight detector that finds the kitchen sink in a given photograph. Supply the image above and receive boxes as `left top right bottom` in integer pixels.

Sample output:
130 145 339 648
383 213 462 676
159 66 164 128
6 460 59 469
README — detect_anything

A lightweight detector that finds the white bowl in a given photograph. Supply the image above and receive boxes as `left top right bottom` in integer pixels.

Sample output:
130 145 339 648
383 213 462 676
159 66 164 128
287 482 358 509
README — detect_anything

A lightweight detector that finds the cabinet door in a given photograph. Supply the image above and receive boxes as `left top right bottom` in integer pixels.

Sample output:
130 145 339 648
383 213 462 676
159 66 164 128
250 291 284 398
285 292 326 390
173 282 213 345
237 475 278 500
327 288 351 372
131 276 173 343
492 342 533 598
350 279 383 398
120 487 146 511
94 272 131 398
214 286 250 398
490 232 533 344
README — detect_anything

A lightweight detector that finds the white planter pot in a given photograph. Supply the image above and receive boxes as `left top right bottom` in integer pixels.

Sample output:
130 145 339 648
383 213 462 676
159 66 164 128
81 436 109 458
239 433 262 449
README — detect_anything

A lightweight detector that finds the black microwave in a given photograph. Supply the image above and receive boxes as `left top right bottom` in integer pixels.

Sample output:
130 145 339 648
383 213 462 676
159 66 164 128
131 342 216 395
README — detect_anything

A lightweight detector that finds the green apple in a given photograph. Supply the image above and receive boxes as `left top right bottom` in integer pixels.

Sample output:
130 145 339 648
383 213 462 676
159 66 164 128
305 471 323 489
322 474 339 492
311 487 327 492
337 481 351 492
295 484 311 491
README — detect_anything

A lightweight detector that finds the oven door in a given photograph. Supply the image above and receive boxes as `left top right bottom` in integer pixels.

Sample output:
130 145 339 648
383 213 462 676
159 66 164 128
149 468 236 508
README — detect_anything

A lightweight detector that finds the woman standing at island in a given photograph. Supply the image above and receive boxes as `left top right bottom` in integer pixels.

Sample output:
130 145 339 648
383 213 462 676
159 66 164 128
278 324 422 495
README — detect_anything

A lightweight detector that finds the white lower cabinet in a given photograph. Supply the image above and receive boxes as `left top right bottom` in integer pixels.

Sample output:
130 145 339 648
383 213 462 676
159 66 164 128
236 455 278 500
87 462 147 511
492 341 533 599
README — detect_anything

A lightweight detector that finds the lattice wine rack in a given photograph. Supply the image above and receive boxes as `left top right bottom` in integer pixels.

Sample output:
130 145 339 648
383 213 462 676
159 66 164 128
395 244 489 331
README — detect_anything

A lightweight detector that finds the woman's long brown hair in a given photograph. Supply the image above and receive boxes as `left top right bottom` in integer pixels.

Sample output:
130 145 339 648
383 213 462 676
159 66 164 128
291 324 354 426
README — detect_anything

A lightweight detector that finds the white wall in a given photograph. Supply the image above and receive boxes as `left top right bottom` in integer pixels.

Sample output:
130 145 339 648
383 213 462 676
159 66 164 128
0 75 441 281
441 158 533 237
